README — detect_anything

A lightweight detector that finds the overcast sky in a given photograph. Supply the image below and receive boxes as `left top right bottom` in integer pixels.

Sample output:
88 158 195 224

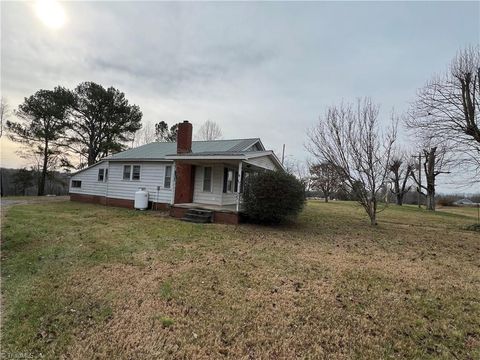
1 1 479 193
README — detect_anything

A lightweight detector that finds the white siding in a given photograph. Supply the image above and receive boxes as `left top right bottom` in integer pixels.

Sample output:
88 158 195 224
70 163 107 196
70 161 174 204
107 162 173 203
244 155 277 171
222 192 237 205
192 165 240 206
192 165 224 205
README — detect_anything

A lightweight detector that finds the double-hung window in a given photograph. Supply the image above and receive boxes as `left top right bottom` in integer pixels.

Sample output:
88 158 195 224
98 168 105 182
123 165 141 181
223 168 239 193
132 165 141 180
226 169 234 193
203 167 212 192
164 166 172 188
123 165 131 180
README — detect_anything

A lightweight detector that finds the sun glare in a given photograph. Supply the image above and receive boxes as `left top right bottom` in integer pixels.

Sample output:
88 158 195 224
35 0 66 29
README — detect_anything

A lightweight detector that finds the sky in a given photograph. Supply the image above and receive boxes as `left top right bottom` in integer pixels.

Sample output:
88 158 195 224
1 1 479 193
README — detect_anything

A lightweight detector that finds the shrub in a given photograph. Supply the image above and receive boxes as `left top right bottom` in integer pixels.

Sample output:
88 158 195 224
436 195 457 207
242 171 305 224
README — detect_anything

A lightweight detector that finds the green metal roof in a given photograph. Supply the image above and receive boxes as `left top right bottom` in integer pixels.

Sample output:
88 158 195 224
106 138 262 160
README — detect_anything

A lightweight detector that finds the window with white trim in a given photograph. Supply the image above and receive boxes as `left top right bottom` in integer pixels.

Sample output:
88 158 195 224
132 165 141 180
164 166 172 188
123 165 131 180
203 167 212 192
71 180 82 188
98 168 105 182
123 165 141 181
226 169 234 193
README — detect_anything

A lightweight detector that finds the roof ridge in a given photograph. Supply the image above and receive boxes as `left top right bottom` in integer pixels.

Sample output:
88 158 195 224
191 138 260 143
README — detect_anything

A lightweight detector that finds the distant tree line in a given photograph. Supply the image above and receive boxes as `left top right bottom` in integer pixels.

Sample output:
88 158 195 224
1 168 69 196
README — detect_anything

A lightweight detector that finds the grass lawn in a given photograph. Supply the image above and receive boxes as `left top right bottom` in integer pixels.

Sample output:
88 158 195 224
1 200 479 359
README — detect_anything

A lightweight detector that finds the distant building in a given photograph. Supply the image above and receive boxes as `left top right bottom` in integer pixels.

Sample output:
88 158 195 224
453 198 477 206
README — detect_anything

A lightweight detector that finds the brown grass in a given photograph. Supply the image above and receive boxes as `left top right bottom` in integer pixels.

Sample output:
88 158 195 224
2 200 479 359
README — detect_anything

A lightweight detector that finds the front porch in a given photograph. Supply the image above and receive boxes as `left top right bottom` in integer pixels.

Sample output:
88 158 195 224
168 155 273 224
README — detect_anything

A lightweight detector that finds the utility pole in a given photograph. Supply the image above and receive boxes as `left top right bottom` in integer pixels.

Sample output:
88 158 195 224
281 144 285 165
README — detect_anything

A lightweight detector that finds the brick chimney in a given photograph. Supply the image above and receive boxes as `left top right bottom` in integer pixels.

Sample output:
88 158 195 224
177 120 192 154
174 120 194 204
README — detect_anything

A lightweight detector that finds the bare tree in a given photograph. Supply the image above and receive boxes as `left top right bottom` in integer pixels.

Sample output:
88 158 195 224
196 120 223 141
16 143 69 194
406 46 480 176
284 159 311 191
388 153 413 206
306 98 397 225
410 144 452 211
132 121 156 147
0 97 10 138
309 162 342 202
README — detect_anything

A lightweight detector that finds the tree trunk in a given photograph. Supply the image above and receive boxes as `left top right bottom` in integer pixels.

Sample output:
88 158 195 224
426 191 435 211
425 148 436 211
38 142 48 196
324 195 329 203
396 193 403 206
368 198 378 225
88 151 96 166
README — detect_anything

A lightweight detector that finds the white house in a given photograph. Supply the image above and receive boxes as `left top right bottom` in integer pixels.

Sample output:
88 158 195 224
69 121 283 224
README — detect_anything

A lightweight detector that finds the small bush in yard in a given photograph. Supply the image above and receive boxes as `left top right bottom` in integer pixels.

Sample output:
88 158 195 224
242 171 305 224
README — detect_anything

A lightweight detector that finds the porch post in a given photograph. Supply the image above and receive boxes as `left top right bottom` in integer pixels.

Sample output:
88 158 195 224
170 162 176 205
236 161 243 212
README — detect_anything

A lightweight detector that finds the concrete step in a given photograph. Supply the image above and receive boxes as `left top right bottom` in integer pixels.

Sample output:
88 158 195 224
180 216 211 224
185 213 211 221
188 209 213 216
181 209 213 223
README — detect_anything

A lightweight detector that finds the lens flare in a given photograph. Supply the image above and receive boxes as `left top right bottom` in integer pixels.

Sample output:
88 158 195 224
35 0 66 29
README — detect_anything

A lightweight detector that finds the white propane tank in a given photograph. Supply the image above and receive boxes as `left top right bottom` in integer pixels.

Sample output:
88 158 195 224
134 188 149 210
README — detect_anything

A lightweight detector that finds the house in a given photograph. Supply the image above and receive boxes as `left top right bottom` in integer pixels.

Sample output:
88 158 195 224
69 121 283 224
453 198 478 206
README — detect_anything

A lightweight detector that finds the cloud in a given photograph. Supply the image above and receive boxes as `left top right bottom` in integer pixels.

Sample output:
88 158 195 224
1 1 479 191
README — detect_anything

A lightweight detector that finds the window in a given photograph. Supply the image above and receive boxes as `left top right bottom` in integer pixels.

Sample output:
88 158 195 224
226 169 234 193
123 165 131 180
98 169 105 182
123 165 141 181
203 167 212 192
71 180 82 188
164 166 172 188
223 168 234 193
132 165 141 181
